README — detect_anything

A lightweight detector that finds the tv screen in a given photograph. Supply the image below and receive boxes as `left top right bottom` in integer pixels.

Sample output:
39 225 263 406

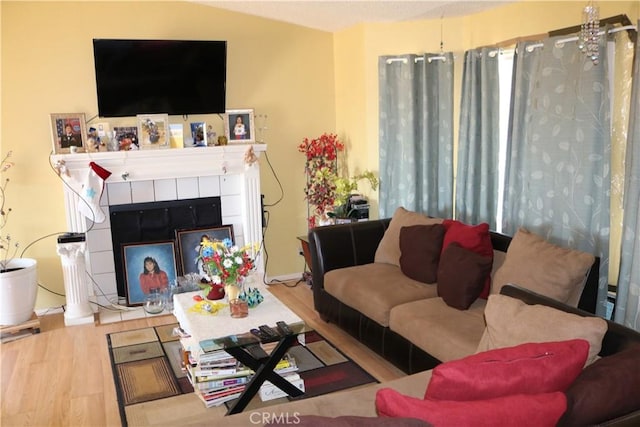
92 39 226 117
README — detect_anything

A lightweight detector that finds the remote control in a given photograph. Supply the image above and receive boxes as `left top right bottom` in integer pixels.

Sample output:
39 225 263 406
276 321 293 335
259 324 279 338
250 328 271 341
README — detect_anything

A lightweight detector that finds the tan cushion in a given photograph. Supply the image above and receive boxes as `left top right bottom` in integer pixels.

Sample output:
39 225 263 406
324 263 438 327
375 207 443 267
491 228 595 307
477 294 607 366
390 298 487 362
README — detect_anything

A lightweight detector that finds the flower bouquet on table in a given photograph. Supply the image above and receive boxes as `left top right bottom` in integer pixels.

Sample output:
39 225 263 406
198 238 263 316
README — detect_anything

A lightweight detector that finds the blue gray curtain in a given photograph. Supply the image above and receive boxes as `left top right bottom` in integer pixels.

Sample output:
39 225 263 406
615 21 640 330
503 36 611 316
378 53 454 218
456 48 501 229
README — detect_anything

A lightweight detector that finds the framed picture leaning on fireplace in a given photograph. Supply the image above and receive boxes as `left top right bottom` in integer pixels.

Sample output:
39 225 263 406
176 225 235 276
224 109 255 143
122 240 177 306
50 113 87 154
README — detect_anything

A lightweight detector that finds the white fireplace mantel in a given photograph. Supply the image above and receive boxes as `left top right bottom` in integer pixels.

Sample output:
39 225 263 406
50 144 266 309
51 144 267 184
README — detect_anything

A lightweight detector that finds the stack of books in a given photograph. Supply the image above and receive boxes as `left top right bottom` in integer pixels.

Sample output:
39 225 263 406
259 353 304 402
185 350 255 408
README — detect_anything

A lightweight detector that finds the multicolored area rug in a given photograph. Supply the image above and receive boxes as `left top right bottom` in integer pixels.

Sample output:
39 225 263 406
107 324 377 426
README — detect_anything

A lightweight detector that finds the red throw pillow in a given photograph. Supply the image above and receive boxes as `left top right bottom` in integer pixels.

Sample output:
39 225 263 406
376 388 567 427
437 243 492 310
559 344 640 426
424 339 589 401
441 219 493 298
399 224 445 284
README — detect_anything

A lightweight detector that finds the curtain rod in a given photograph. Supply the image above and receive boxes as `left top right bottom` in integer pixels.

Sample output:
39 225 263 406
385 55 447 64
526 24 637 52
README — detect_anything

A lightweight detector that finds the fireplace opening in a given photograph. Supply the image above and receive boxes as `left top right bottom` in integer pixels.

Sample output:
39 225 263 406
109 197 222 298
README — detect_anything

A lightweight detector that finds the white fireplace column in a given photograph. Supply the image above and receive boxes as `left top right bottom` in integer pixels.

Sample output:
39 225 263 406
56 234 95 326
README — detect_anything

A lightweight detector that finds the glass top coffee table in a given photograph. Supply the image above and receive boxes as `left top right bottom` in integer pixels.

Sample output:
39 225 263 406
172 281 308 414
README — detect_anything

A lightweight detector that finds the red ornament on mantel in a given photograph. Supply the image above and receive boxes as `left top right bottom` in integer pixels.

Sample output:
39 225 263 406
206 284 226 300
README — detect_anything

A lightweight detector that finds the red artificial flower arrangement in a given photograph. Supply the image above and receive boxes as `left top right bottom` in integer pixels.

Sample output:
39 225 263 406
298 133 345 228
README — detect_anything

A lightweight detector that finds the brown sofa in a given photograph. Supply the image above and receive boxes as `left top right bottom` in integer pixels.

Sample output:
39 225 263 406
217 284 640 426
308 212 600 373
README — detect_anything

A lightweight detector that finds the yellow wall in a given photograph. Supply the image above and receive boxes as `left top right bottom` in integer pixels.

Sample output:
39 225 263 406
1 1 335 309
2 1 638 309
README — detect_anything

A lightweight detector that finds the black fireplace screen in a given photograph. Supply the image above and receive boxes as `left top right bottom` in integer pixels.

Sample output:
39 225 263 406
109 197 222 298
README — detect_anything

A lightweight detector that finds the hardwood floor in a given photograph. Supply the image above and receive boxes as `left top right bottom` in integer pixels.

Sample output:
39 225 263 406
0 281 404 426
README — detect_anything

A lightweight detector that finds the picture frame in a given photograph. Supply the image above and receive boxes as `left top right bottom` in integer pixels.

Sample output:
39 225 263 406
224 109 255 144
122 240 178 306
189 122 207 147
137 114 169 149
113 126 139 151
50 113 87 154
176 225 235 276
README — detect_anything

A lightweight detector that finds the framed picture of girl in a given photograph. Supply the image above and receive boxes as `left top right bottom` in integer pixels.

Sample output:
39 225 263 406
50 113 87 154
176 225 235 276
122 240 177 306
224 109 255 144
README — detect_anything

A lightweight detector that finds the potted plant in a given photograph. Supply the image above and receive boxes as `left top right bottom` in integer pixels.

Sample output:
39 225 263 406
0 151 38 326
330 171 379 221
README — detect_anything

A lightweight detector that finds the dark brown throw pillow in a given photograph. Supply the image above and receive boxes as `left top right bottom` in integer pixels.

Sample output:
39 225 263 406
399 224 445 284
437 242 492 310
558 344 640 426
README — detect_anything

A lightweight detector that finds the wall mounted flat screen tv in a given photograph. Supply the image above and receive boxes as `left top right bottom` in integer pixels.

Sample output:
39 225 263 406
93 39 226 117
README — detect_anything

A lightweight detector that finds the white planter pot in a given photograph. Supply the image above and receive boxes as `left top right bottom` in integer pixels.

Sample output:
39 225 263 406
0 258 38 325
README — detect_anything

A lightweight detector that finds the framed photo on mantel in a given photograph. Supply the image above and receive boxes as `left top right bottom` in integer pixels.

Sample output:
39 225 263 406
50 113 87 154
225 109 255 144
136 113 169 149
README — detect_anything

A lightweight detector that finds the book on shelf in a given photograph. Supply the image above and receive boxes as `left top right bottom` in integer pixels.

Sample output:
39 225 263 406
194 375 251 392
259 373 305 402
188 364 254 383
200 384 246 400
274 353 298 375
196 385 246 408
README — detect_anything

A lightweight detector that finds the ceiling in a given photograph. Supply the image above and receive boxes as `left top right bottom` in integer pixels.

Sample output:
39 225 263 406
194 1 516 32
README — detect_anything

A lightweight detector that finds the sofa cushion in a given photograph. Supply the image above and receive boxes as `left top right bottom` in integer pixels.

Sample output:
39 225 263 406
476 294 607 366
267 415 432 427
441 219 494 298
437 243 493 310
491 228 595 307
389 297 487 362
375 207 442 267
425 339 589 401
376 388 567 427
399 224 445 284
325 263 438 327
559 344 640 426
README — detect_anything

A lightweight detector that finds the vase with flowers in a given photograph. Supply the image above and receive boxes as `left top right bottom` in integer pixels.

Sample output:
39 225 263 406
1 151 39 325
198 238 257 318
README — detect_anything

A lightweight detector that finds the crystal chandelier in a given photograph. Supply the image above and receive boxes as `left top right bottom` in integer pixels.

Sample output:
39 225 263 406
577 1 600 65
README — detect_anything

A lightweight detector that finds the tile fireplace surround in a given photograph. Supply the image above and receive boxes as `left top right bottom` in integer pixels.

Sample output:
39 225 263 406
50 144 266 316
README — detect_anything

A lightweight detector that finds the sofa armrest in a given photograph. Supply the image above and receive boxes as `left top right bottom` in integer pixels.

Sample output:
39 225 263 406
308 219 390 310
